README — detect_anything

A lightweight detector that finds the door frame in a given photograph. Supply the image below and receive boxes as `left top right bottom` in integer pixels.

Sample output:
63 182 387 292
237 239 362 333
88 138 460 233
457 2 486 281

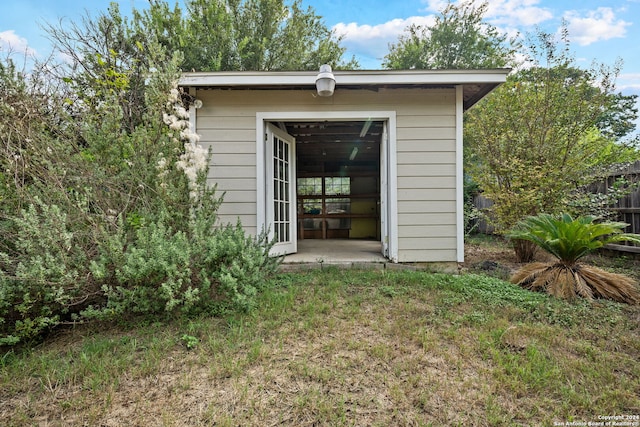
256 111 398 262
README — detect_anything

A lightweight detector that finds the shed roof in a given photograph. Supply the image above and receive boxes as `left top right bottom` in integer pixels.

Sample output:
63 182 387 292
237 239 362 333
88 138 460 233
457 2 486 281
179 68 510 110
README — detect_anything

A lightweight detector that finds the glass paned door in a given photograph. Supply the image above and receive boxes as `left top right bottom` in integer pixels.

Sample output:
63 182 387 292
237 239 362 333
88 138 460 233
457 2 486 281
266 124 296 255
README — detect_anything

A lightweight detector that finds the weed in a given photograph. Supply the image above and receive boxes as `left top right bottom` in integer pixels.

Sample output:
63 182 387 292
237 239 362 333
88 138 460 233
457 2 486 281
379 285 401 298
180 334 199 350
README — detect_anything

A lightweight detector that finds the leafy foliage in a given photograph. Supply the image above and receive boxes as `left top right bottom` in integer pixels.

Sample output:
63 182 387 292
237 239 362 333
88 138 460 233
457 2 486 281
384 0 516 69
568 175 640 220
196 221 280 312
136 0 357 71
465 27 637 261
507 213 640 304
597 91 640 142
0 33 279 346
507 213 640 265
45 3 162 132
87 211 279 320
463 177 484 235
0 198 97 345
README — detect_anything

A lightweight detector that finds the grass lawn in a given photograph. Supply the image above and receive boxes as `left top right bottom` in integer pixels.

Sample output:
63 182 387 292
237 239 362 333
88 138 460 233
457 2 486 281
1 259 639 426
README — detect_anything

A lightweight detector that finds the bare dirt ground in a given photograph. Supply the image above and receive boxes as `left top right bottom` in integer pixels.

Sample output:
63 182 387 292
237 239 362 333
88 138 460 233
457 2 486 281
461 236 545 279
461 235 640 282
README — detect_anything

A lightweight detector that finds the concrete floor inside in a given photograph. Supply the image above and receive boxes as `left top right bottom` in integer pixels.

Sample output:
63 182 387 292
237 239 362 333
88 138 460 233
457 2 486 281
282 239 386 264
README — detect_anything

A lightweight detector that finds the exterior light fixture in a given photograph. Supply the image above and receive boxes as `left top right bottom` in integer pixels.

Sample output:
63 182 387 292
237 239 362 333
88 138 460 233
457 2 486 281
315 64 335 97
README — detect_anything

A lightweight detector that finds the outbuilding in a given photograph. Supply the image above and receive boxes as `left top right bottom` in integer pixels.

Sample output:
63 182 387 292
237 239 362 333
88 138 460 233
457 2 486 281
179 67 508 264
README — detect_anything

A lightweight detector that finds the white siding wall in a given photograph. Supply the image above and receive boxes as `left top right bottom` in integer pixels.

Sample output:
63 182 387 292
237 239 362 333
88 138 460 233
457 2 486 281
194 87 457 262
395 94 457 262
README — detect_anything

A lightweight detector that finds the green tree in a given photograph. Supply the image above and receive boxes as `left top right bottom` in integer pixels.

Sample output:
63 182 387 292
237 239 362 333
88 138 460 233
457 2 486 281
597 92 639 143
137 0 234 71
383 0 516 69
465 28 635 261
138 0 357 71
44 0 356 133
45 3 160 132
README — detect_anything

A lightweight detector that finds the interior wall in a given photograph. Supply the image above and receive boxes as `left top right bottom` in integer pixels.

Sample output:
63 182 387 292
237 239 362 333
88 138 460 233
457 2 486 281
349 176 379 239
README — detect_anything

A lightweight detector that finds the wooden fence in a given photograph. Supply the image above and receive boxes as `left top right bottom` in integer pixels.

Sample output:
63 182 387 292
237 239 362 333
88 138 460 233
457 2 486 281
470 194 494 235
589 160 640 253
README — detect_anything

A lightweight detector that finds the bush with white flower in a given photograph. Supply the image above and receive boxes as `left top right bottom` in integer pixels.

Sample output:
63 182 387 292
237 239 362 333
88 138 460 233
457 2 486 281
0 51 278 347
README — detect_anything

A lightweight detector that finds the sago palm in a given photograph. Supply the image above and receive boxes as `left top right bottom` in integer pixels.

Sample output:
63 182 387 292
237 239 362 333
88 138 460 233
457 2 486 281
507 213 640 304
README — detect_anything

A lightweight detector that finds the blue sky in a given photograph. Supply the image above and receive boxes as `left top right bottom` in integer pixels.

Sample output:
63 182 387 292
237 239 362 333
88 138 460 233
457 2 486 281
1 0 639 107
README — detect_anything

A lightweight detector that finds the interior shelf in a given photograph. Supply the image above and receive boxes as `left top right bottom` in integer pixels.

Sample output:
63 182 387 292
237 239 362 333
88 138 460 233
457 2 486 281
297 175 379 240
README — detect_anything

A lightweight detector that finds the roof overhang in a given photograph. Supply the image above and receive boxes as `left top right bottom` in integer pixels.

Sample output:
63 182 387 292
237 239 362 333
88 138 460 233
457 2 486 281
179 68 511 110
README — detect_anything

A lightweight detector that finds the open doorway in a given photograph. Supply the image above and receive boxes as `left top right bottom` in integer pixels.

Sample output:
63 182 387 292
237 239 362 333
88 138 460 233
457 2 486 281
276 120 383 241
259 112 397 261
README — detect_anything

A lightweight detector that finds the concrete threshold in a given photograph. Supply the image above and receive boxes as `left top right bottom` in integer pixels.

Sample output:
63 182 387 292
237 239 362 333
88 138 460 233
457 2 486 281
279 239 459 273
282 239 386 264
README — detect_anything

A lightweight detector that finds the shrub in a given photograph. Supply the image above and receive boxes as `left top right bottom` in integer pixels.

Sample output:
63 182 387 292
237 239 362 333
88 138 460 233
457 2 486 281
1 152 279 346
86 209 279 321
197 221 280 312
507 213 640 304
0 49 279 346
90 215 197 317
0 199 99 345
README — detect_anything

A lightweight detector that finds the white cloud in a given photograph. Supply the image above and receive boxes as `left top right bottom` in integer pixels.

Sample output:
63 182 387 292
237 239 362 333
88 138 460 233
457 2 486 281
421 0 449 12
484 0 553 27
421 0 553 27
618 73 640 93
0 30 36 56
564 7 631 46
333 15 436 62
